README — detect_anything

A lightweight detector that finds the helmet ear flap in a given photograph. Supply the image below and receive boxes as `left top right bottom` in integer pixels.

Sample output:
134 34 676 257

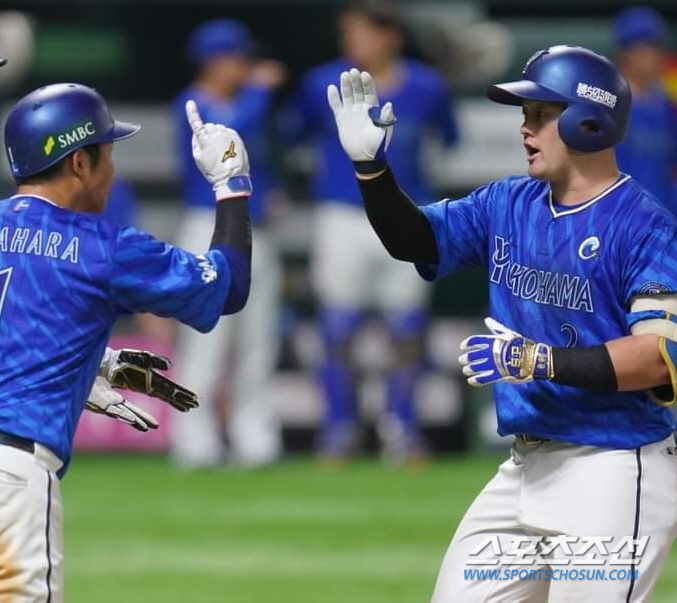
558 103 623 152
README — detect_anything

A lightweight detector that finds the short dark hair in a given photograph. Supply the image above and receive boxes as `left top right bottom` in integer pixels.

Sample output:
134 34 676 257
15 144 102 186
339 0 404 34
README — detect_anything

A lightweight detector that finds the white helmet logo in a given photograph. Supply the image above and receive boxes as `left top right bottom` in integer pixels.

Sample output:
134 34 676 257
578 236 600 260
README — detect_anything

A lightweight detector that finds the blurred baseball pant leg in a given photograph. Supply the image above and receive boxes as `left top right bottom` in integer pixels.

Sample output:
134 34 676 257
171 208 230 466
431 445 548 603
312 203 370 454
228 227 283 466
0 444 63 603
374 223 430 458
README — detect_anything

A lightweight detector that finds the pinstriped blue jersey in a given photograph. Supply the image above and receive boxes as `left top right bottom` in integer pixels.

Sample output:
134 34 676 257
418 175 677 448
0 194 232 470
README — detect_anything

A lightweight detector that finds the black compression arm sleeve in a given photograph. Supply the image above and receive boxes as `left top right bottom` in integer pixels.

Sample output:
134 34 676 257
209 198 251 257
356 167 439 264
551 345 618 392
209 198 252 314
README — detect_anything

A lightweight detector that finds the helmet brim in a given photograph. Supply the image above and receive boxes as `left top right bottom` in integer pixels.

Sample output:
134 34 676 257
487 80 570 106
0 56 6 67
109 120 141 142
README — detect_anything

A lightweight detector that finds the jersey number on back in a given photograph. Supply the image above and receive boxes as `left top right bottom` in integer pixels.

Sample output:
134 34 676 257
0 268 12 319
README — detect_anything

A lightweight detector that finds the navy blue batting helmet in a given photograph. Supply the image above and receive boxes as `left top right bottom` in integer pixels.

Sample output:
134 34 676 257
487 45 631 152
4 83 140 178
0 56 6 67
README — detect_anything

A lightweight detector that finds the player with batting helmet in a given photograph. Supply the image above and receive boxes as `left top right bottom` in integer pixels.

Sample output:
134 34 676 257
329 44 677 601
0 82 254 600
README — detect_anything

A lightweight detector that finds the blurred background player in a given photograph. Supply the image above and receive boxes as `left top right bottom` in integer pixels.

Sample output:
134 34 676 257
613 6 677 215
170 19 286 468
281 0 459 463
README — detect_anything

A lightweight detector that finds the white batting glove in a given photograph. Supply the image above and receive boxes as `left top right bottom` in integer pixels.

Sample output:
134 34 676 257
185 99 252 201
327 68 395 172
85 377 159 432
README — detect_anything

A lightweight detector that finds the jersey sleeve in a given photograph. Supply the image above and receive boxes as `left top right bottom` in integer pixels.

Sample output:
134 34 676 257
622 216 677 305
415 182 493 280
109 226 232 332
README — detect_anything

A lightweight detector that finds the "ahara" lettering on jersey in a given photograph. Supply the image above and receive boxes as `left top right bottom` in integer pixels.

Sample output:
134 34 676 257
490 235 594 313
0 226 79 264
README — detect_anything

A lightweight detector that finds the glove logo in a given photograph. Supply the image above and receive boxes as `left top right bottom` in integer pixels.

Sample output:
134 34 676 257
221 141 237 162
578 236 600 260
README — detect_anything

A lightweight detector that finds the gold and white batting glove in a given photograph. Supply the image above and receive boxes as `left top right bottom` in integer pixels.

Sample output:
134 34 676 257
327 68 395 172
99 347 199 412
86 376 159 432
185 99 252 201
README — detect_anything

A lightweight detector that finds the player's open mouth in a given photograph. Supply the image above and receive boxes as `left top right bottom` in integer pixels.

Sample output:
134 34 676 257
524 143 540 162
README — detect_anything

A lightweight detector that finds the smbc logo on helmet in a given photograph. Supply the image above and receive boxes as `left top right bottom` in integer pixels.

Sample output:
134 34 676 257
43 120 97 156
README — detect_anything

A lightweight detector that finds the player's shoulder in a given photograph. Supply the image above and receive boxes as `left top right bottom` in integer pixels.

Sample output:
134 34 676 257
402 58 447 92
475 175 546 204
618 176 677 229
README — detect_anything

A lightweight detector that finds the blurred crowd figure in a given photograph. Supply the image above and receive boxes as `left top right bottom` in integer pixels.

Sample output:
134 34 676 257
613 6 677 216
280 0 459 464
169 19 286 468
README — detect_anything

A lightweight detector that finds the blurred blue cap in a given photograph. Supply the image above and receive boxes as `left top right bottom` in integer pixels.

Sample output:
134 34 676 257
187 20 254 64
613 6 666 48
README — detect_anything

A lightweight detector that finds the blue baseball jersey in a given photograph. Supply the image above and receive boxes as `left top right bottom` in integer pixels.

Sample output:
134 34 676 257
282 58 458 205
616 86 677 216
418 175 677 448
0 194 233 471
174 85 278 225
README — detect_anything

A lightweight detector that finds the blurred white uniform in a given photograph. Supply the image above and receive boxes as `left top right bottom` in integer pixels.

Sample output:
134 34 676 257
171 208 282 466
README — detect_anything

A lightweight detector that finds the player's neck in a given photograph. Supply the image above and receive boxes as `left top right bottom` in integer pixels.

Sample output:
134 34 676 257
16 183 82 212
550 154 620 205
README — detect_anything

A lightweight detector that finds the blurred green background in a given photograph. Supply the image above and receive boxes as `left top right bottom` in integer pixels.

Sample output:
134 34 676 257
63 455 677 602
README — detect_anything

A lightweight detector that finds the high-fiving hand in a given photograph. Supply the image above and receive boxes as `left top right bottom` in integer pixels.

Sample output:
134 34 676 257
185 99 252 201
327 68 395 171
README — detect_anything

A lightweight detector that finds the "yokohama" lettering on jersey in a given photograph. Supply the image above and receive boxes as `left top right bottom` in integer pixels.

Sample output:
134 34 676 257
489 235 594 313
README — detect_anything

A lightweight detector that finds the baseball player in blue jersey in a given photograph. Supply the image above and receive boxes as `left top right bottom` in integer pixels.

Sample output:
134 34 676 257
170 19 285 467
613 6 677 216
329 46 677 601
282 0 459 462
0 82 253 601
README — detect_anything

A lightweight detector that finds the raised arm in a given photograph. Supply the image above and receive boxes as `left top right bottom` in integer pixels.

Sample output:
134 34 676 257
327 68 437 264
186 100 252 313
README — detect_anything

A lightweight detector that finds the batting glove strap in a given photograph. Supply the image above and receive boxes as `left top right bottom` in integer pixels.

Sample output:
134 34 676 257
214 175 253 201
459 317 554 387
353 158 387 175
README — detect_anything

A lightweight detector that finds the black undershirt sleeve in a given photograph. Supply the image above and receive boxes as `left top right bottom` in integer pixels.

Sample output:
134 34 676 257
208 198 252 315
551 345 618 392
209 198 251 256
356 166 439 264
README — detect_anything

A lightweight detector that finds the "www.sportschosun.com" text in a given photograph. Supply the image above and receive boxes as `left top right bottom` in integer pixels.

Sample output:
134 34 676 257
464 568 639 582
